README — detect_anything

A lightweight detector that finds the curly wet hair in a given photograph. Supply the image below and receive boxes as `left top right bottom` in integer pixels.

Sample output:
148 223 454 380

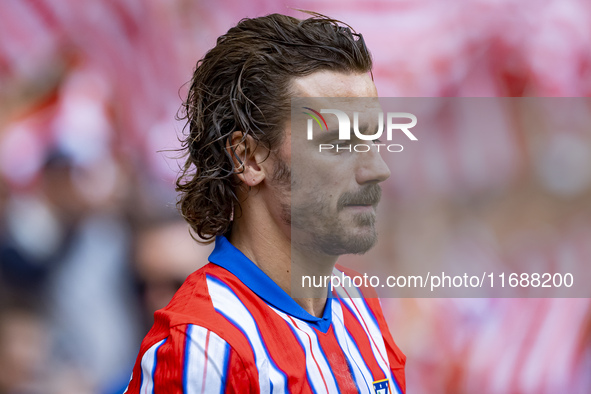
176 12 373 243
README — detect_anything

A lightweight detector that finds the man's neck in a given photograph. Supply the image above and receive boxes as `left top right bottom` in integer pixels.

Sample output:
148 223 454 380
229 204 337 318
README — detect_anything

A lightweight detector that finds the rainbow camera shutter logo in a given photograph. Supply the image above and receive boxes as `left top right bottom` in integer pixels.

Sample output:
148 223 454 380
303 107 328 139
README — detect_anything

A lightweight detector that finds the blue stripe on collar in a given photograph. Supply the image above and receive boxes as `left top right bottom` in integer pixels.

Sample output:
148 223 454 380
208 235 332 333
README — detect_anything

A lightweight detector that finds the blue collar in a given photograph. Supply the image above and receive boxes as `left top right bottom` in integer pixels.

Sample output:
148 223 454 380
208 235 332 333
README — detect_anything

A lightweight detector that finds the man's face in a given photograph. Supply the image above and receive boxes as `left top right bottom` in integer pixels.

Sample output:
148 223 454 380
271 71 390 256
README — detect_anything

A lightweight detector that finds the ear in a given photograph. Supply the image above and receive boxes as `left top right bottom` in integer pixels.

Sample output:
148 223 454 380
226 131 268 187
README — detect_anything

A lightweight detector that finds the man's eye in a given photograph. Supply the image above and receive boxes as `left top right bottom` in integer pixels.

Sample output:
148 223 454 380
373 138 382 143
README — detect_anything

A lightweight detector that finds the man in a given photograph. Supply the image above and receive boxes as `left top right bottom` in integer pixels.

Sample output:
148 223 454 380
125 13 406 394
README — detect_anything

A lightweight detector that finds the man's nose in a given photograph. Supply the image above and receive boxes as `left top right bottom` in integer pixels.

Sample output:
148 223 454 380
355 148 391 185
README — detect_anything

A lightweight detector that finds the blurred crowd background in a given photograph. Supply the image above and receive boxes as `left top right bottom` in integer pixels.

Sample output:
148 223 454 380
1 0 591 393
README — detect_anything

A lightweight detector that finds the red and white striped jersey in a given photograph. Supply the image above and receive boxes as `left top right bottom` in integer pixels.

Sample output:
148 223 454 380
125 235 406 394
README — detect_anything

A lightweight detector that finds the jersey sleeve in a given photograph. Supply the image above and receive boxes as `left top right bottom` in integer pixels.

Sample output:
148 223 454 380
124 324 253 394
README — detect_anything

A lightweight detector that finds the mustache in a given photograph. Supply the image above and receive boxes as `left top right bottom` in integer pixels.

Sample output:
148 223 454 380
337 184 382 211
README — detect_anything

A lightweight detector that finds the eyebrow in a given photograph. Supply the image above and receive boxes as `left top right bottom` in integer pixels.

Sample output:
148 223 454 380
316 129 341 141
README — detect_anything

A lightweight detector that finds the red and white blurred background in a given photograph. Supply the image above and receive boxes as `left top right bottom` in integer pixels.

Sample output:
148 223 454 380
1 0 590 393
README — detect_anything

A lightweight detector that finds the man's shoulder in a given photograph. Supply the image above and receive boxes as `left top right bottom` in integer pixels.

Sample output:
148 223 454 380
156 262 245 328
148 261 273 345
138 262 259 362
127 302 257 393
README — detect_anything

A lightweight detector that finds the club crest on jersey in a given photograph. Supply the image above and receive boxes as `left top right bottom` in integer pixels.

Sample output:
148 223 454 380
373 378 391 394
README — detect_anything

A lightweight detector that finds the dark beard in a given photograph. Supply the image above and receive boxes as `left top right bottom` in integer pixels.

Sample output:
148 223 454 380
292 184 381 256
270 156 292 226
271 154 380 255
